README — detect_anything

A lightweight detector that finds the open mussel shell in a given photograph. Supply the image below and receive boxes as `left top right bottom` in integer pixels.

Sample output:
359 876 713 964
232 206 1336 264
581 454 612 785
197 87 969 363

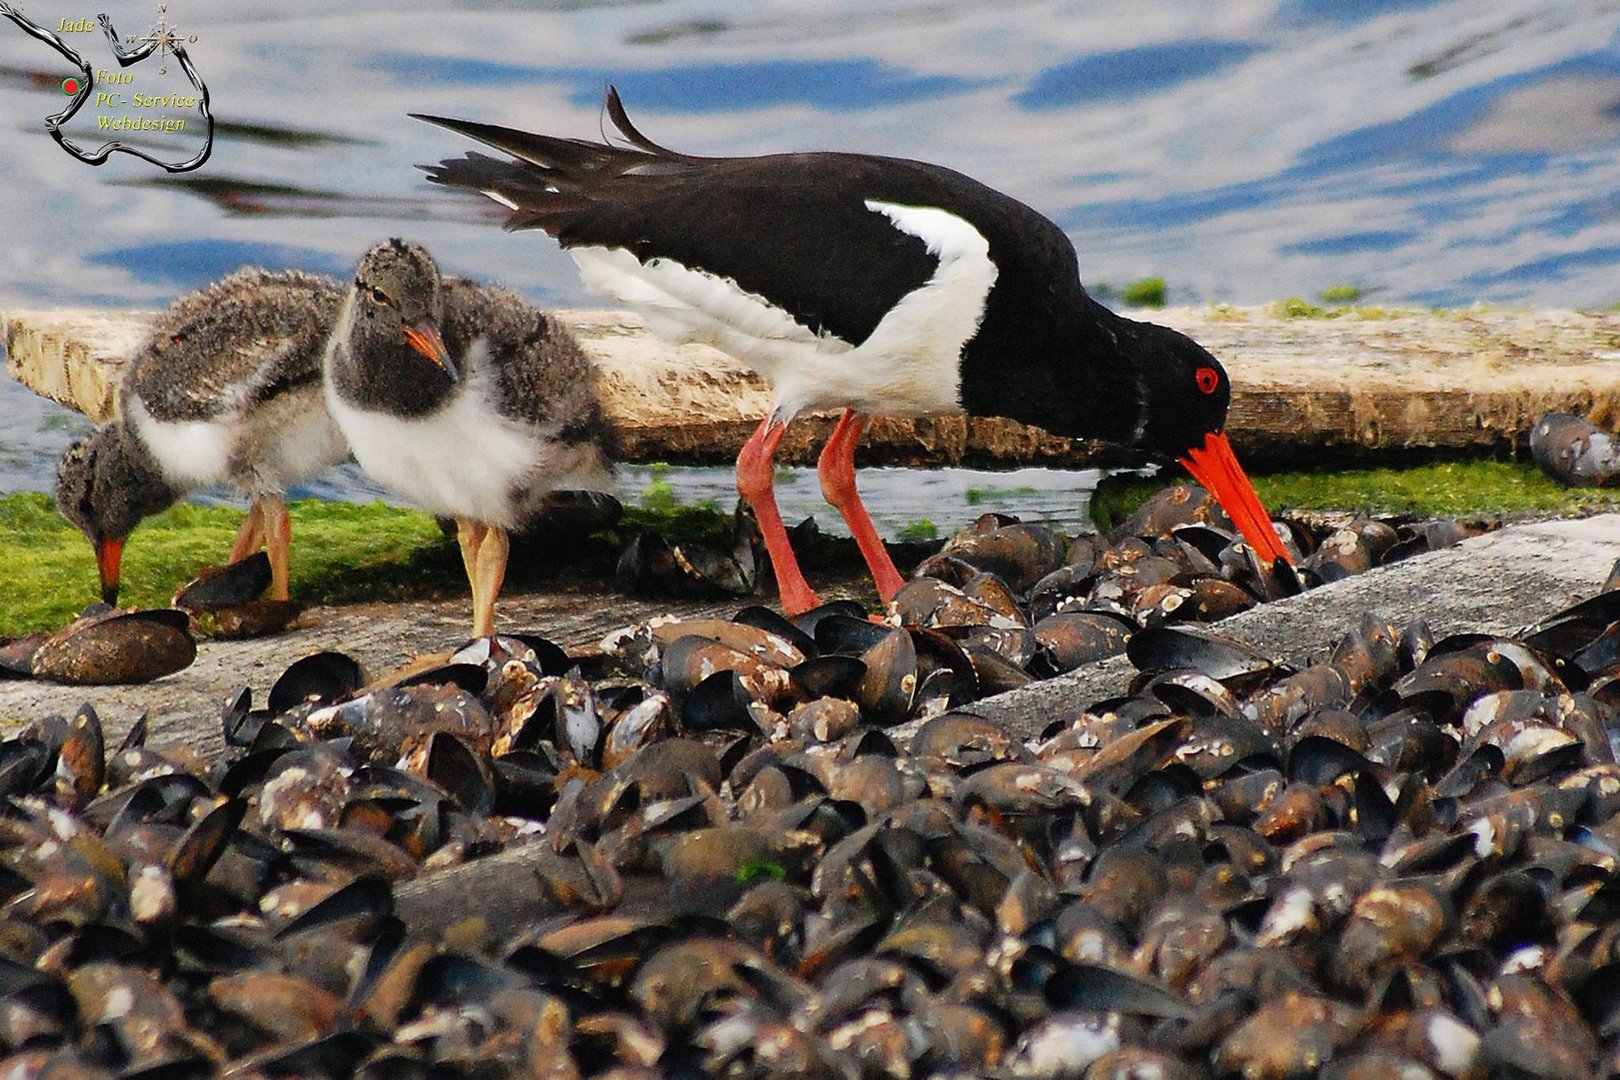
30 608 195 685
1521 590 1620 661
424 732 495 815
681 670 761 733
268 651 365 714
813 613 892 657
172 552 271 611
1043 961 1194 1020
732 604 818 656
394 661 489 696
1126 624 1281 690
616 509 758 598
1241 548 1305 602
1171 522 1238 566
501 632 574 676
788 599 869 639
0 737 52 799
791 654 868 700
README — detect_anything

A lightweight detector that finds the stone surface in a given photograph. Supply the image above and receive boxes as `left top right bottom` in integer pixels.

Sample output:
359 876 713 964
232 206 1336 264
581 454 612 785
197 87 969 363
0 588 746 759
9 304 1620 469
7 515 1619 768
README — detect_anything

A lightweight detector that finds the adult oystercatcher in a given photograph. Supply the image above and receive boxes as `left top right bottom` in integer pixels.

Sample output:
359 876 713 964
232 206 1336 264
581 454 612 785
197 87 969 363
414 89 1289 616
323 239 615 638
55 268 346 606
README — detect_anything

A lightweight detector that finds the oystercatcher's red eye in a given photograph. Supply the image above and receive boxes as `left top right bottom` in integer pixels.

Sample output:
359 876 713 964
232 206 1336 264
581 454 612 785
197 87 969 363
1195 366 1220 395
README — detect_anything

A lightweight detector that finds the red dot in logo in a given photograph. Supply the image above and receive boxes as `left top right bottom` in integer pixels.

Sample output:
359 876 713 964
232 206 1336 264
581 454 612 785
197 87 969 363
61 77 80 95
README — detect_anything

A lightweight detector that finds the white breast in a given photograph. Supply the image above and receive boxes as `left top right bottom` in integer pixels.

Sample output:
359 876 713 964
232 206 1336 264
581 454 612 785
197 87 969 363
240 392 350 494
126 385 348 498
325 339 562 528
569 200 997 422
125 394 235 489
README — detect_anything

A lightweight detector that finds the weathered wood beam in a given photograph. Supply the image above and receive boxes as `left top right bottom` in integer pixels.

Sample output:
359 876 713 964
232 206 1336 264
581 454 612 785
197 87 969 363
8 305 1620 469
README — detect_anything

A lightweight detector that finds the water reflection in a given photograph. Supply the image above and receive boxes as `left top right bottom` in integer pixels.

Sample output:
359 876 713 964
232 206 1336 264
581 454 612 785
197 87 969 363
3 0 1617 311
87 239 351 286
1018 41 1262 107
375 53 991 110
5 0 1620 507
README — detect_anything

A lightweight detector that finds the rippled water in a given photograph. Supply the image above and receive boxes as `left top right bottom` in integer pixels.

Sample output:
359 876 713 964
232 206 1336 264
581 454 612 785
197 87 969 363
4 0 1620 527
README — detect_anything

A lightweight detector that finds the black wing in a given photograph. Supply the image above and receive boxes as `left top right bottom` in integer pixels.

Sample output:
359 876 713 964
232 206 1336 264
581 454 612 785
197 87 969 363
415 91 965 347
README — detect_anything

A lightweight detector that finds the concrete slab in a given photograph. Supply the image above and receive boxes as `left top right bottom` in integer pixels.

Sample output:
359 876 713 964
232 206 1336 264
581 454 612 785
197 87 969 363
971 513 1620 739
0 588 746 760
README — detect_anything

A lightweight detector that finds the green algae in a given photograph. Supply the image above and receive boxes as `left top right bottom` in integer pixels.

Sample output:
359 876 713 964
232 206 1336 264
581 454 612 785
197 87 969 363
0 493 750 637
1122 276 1168 308
6 458 1618 638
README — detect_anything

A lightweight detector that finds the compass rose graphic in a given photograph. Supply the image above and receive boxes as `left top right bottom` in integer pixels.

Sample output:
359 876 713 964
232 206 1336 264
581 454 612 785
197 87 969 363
122 3 196 75
0 0 213 171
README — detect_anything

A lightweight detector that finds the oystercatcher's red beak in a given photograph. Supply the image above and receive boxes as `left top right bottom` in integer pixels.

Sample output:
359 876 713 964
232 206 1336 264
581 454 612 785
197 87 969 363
1178 432 1292 565
95 536 124 607
402 321 456 379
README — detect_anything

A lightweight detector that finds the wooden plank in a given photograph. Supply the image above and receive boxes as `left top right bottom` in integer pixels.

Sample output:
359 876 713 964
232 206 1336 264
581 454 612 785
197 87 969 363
9 305 1620 469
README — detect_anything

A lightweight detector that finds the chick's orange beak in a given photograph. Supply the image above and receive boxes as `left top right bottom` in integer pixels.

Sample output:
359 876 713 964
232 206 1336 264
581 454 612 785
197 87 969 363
402 321 456 378
1178 432 1292 565
95 536 124 607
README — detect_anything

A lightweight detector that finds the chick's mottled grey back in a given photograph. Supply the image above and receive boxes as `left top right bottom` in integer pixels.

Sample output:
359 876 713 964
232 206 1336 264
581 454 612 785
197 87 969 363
128 268 345 423
441 278 618 457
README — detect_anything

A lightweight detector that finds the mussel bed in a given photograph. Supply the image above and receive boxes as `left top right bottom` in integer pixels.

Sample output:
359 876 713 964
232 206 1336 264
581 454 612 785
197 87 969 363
8 491 1620 1076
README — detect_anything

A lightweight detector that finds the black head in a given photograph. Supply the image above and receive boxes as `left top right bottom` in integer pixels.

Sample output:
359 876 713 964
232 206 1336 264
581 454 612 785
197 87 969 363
55 425 178 604
1130 322 1291 566
1135 323 1230 458
349 238 455 377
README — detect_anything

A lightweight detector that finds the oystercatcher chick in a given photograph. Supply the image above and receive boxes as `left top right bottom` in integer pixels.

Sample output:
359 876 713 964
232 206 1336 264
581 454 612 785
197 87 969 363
55 268 346 606
324 239 615 638
415 89 1289 617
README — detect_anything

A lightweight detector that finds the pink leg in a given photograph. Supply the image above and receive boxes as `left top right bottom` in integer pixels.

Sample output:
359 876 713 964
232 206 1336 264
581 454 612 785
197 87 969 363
473 524 508 639
262 495 292 601
228 500 265 563
818 410 905 603
456 518 498 637
737 416 820 616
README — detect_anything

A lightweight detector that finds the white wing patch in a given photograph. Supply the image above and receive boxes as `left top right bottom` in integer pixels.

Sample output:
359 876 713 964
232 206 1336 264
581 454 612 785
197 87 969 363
854 200 997 415
568 200 997 421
